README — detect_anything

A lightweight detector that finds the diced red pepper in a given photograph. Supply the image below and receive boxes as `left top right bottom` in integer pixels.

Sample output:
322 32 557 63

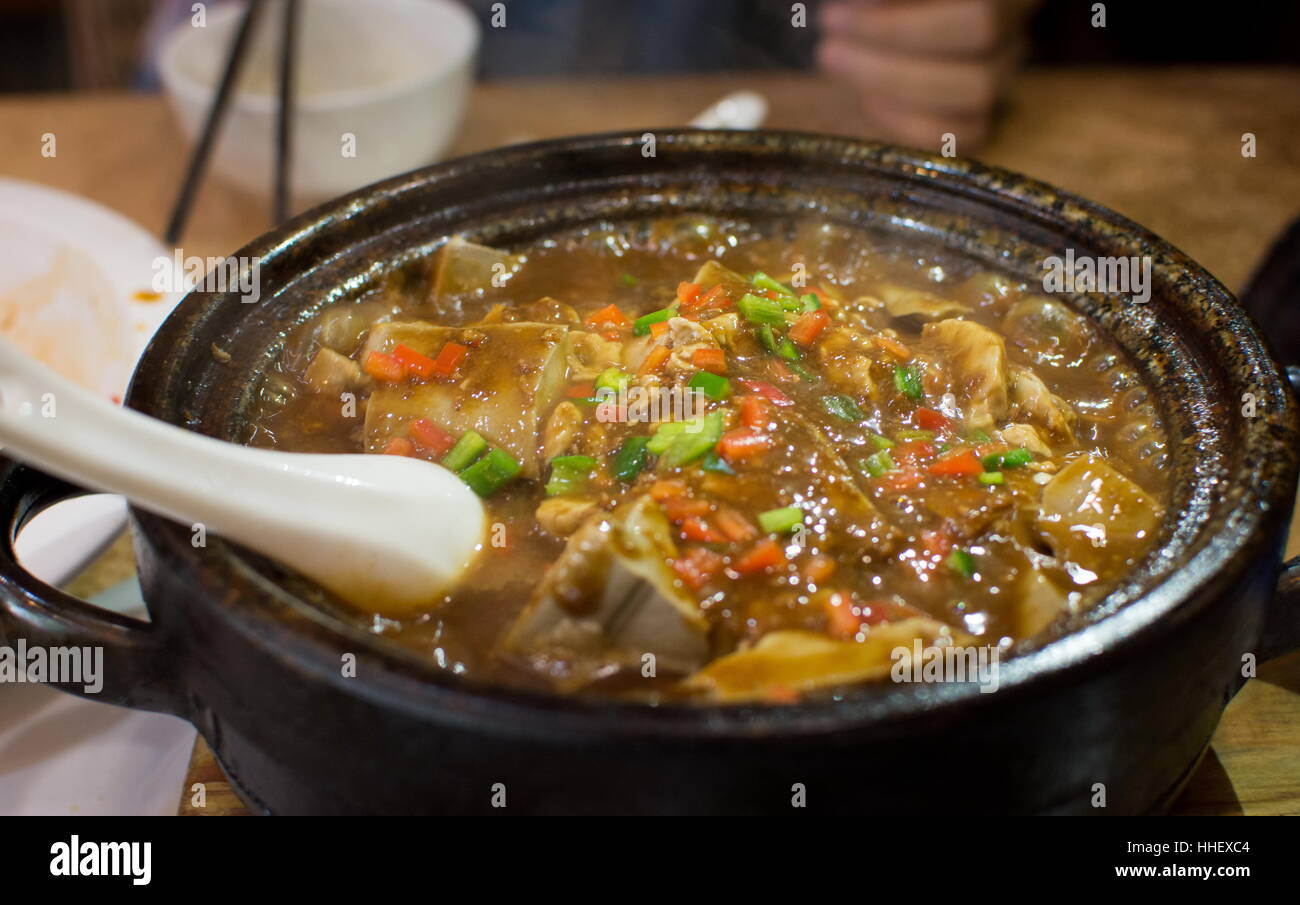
680 515 727 544
892 440 937 467
676 282 701 306
363 351 405 382
688 284 730 312
717 428 772 464
430 341 468 377
649 320 670 339
673 547 723 591
920 528 955 559
803 555 836 584
566 381 596 398
662 496 713 521
732 538 787 575
736 378 794 407
789 308 830 347
391 343 435 379
926 449 983 478
874 335 912 361
768 360 796 382
738 394 770 430
875 470 926 493
382 437 414 457
692 347 727 374
824 591 862 639
650 479 689 502
585 303 631 333
715 505 758 543
858 598 924 626
408 418 455 456
638 344 670 376
914 407 948 432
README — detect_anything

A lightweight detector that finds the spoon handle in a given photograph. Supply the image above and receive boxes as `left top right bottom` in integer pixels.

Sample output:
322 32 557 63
0 336 484 609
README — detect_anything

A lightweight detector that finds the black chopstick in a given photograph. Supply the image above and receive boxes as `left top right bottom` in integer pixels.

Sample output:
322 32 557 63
273 0 299 224
164 0 267 246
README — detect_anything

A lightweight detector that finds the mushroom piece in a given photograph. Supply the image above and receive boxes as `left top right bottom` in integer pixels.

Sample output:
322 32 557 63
303 347 364 395
535 497 599 538
501 497 710 688
816 326 878 400
564 330 623 380
875 282 972 321
996 422 1054 458
1009 366 1076 443
921 318 1009 431
542 401 584 462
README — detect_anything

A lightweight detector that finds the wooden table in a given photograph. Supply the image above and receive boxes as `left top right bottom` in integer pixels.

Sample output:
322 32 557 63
4 68 1299 815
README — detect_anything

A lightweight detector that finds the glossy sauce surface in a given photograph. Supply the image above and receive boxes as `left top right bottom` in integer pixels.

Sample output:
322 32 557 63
249 218 1169 702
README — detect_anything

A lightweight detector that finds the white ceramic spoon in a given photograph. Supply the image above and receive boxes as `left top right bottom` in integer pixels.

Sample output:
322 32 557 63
0 336 486 613
689 90 769 130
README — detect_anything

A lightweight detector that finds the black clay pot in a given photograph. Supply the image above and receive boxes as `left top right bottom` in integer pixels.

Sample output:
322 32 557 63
2 131 1298 815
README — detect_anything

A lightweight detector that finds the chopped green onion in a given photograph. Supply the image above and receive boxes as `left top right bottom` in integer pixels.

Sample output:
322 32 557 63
800 293 821 312
441 430 487 472
701 450 735 474
967 429 993 444
821 394 865 423
787 361 818 382
687 369 731 400
776 337 801 361
594 366 630 392
757 324 779 353
460 448 522 497
893 364 923 401
659 411 724 469
758 506 804 534
982 447 1034 471
612 436 650 482
545 454 598 496
895 428 935 442
947 549 976 578
632 306 675 336
870 433 895 450
862 450 895 477
647 420 690 455
978 471 1005 485
619 273 639 287
750 272 795 298
737 293 787 326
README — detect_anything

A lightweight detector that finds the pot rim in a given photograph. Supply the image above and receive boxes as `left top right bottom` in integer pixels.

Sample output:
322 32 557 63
128 128 1300 739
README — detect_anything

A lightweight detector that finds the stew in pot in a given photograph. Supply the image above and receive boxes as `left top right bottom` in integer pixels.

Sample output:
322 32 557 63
248 217 1168 702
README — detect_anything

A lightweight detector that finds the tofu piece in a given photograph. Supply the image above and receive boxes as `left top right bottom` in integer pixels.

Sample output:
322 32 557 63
502 497 710 688
363 321 569 477
432 236 523 299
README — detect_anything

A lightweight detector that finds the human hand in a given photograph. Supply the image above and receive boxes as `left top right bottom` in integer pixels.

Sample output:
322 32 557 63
817 0 1038 150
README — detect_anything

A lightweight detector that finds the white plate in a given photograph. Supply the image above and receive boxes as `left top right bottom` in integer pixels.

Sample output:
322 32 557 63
0 180 197 815
0 178 184 583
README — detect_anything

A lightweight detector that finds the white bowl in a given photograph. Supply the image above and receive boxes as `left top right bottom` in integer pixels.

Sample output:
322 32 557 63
159 0 479 203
